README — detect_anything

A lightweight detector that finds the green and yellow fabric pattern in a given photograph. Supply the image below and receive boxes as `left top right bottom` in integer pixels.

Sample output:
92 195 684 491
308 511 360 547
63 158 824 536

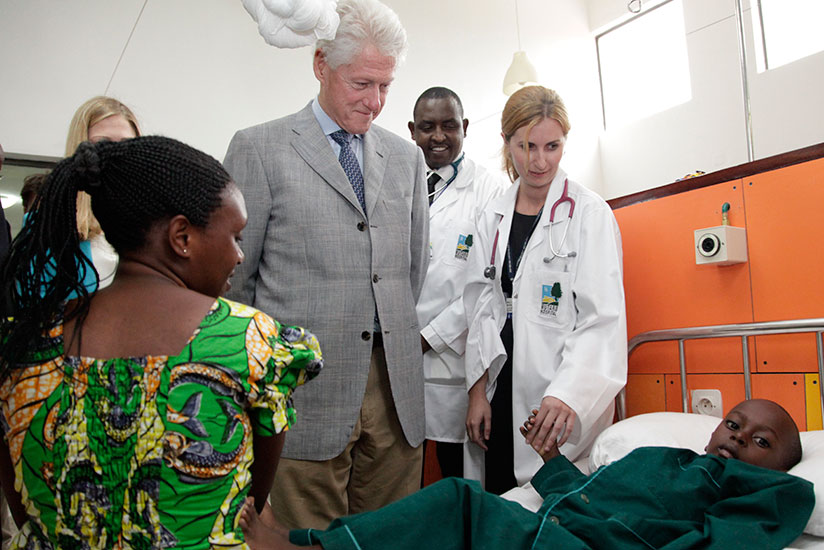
0 298 322 549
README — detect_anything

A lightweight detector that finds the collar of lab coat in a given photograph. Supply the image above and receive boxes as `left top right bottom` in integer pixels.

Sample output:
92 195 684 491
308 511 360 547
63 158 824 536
428 156 475 217
489 168 570 282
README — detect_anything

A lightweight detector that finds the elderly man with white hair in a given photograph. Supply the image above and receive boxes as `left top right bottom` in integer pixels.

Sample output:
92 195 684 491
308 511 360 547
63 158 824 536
224 0 429 530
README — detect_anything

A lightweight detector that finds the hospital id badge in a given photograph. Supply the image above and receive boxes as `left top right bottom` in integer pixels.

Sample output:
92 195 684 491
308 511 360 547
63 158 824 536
506 297 513 319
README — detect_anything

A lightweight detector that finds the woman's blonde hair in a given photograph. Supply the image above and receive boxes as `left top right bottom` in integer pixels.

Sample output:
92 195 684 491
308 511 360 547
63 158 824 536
66 96 140 239
500 86 570 183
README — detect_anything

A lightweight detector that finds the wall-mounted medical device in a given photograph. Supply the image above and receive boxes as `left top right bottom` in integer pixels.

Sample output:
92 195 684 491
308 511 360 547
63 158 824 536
694 225 747 265
694 203 748 265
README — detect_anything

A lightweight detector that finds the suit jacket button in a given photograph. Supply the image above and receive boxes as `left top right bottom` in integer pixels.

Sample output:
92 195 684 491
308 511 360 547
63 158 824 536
372 274 379 283
361 331 371 341
357 221 366 231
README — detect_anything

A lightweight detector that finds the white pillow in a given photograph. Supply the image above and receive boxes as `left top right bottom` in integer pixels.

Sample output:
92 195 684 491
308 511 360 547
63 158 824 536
588 412 824 536
795 430 824 536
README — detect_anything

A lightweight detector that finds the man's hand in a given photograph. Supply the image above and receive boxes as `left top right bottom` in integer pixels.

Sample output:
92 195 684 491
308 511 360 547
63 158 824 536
421 335 432 354
466 374 491 451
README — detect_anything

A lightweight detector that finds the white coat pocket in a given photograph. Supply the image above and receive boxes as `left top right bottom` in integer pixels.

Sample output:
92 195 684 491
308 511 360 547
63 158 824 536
522 269 573 328
441 219 477 268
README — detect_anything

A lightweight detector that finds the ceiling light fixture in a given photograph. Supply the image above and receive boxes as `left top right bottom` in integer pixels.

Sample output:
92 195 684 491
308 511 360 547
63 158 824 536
1 193 22 210
502 0 538 96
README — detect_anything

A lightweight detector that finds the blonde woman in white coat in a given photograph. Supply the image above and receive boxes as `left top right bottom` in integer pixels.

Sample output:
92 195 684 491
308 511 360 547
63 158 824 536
464 86 627 493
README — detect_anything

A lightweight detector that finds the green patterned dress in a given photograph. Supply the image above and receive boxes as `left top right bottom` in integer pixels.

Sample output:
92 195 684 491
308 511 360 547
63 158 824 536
0 298 322 549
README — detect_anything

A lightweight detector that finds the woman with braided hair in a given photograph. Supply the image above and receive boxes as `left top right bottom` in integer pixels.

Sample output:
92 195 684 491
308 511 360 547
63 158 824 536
0 136 323 549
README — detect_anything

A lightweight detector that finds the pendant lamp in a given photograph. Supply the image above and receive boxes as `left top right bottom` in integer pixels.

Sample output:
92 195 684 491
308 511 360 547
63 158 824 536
502 0 538 95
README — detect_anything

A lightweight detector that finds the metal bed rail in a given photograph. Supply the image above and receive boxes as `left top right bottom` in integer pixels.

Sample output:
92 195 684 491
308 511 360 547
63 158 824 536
619 318 824 420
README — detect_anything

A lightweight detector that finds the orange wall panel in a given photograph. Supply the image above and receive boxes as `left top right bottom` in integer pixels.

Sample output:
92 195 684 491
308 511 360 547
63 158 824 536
744 158 824 322
744 159 824 376
615 181 754 378
683 338 753 374
805 374 822 431
626 374 667 417
753 334 818 373
751 374 807 431
630 339 754 376
664 374 686 412
422 440 442 487
664 374 746 417
628 341 680 375
618 158 824 419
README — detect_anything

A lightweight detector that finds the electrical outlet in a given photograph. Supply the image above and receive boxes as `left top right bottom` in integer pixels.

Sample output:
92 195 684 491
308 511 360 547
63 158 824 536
691 389 723 417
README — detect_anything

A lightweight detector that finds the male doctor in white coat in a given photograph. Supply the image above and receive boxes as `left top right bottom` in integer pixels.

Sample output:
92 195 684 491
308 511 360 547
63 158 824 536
410 87 507 479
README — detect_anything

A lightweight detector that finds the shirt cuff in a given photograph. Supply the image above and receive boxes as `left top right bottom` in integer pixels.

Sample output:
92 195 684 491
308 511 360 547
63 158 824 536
530 454 581 497
421 325 448 354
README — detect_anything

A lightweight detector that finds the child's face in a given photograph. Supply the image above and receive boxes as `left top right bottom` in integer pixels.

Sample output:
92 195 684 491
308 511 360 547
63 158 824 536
705 399 797 471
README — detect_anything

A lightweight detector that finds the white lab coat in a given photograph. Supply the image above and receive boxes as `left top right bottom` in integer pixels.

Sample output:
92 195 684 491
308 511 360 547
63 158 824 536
464 168 627 486
417 157 508 446
89 234 118 290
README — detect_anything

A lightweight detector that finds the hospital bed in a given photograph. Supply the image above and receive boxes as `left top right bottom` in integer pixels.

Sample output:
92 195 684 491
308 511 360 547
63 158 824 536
504 317 824 548
503 411 824 548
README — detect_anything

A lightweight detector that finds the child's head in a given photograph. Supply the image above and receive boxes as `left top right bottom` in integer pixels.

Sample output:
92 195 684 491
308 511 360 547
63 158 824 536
705 399 802 471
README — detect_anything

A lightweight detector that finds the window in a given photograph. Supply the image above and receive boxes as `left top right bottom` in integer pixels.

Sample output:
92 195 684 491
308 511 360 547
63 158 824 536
596 0 691 129
752 0 824 72
0 155 58 236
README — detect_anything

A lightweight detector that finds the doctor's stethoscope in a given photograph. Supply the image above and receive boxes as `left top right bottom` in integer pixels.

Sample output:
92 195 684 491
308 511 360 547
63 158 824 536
427 154 464 203
483 178 577 280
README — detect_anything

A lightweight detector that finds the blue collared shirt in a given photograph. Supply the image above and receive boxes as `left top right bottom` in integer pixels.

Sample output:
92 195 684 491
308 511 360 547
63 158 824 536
312 97 364 173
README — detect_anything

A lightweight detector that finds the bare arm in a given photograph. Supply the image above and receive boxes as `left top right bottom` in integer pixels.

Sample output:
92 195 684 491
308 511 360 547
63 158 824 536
466 371 491 451
250 432 286 514
0 435 26 528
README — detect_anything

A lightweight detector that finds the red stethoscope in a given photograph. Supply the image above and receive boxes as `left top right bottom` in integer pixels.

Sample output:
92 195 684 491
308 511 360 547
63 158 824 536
483 178 576 280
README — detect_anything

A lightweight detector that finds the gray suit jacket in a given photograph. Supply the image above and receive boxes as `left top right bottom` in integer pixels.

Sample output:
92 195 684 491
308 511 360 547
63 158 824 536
223 103 429 460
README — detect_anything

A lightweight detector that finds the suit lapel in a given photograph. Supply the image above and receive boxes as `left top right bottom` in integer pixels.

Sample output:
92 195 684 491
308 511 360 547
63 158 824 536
362 129 387 217
290 104 365 216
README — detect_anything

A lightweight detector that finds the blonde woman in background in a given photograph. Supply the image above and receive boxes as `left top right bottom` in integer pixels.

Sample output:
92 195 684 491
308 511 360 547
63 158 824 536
64 96 140 291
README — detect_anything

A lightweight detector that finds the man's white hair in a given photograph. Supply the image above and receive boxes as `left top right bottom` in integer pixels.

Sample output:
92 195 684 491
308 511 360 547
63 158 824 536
316 0 408 68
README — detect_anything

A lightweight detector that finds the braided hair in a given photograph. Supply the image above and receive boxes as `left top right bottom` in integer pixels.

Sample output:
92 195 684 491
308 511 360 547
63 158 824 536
0 136 231 378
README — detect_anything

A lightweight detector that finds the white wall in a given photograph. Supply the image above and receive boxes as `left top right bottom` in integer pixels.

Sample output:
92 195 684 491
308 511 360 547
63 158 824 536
591 0 824 198
0 0 603 194
1 0 822 202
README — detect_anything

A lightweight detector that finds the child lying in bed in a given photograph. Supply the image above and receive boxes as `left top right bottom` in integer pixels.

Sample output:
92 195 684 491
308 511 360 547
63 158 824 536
240 399 814 549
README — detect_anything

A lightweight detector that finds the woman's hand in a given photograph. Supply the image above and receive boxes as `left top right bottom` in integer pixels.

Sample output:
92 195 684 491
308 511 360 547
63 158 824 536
466 374 491 451
524 396 576 454
520 409 560 462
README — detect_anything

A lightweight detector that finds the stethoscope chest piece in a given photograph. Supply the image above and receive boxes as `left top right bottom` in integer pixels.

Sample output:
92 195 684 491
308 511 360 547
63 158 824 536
484 265 497 280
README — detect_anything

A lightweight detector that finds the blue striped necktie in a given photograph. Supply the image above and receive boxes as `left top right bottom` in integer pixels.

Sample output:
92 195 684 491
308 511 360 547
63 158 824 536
330 130 366 212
